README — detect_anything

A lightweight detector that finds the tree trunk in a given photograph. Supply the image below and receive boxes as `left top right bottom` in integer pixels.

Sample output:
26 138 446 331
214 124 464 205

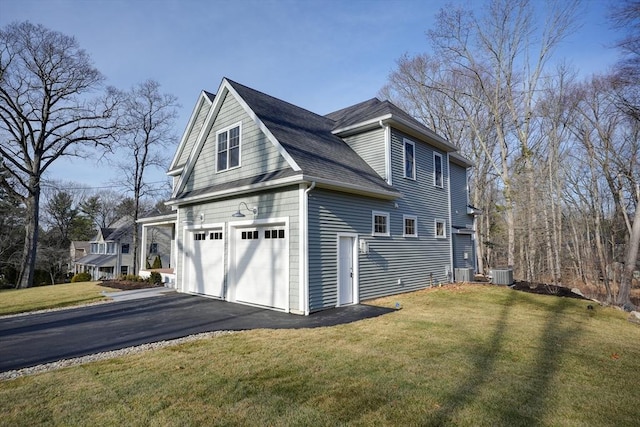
17 185 40 289
616 184 640 308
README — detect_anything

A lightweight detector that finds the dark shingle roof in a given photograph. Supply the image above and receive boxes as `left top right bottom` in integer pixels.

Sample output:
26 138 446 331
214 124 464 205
226 79 399 197
326 97 448 145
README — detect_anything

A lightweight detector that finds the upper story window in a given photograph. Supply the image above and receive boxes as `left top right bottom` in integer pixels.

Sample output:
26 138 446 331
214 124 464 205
90 243 98 254
404 139 416 180
403 215 418 237
106 242 116 254
372 211 390 237
121 244 130 254
216 122 241 172
434 152 443 188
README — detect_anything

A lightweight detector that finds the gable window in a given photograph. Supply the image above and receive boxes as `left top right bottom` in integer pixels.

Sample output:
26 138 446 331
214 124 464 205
372 211 390 236
435 219 446 239
121 244 130 254
434 152 443 188
216 123 241 172
403 215 418 237
404 139 416 180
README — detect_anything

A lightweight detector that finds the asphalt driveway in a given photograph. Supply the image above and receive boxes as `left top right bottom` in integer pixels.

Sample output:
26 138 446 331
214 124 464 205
0 292 394 372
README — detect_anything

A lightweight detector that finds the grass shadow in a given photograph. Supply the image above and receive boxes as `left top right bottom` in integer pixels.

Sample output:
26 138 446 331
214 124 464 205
431 290 584 426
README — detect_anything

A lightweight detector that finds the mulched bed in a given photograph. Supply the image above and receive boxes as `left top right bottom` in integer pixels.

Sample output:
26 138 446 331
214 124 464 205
99 280 163 291
510 281 589 300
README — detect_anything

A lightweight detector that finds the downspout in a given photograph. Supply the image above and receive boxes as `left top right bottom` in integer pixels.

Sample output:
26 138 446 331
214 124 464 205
302 181 316 315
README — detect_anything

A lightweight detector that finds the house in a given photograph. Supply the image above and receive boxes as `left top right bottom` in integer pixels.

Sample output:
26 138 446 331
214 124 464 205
69 240 90 274
73 217 136 280
138 78 478 314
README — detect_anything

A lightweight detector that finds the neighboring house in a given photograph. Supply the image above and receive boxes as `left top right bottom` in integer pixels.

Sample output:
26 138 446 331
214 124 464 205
69 241 90 274
139 78 479 315
138 210 176 285
73 217 136 280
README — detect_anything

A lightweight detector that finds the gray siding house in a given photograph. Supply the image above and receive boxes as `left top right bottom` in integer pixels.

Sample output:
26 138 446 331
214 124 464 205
141 78 478 314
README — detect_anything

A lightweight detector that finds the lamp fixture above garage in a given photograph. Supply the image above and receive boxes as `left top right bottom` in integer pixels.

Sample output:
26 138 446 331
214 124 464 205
232 202 258 218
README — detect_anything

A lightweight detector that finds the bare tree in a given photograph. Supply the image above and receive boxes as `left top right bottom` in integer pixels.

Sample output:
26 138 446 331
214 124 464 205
113 80 178 275
0 22 118 288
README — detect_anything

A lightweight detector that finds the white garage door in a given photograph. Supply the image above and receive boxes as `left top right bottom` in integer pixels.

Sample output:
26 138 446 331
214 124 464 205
184 229 224 298
231 225 288 310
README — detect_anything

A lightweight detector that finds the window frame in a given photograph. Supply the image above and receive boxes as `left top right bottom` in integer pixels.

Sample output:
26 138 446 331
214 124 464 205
433 152 443 188
435 219 447 239
372 211 390 237
121 243 130 254
215 121 242 172
403 215 418 238
403 138 416 180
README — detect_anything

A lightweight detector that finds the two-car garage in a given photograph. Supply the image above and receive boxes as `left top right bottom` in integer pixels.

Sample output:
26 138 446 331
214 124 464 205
182 222 289 311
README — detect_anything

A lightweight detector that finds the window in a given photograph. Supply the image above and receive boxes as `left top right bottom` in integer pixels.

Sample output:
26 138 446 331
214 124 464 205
434 152 443 187
194 232 206 241
210 231 223 240
241 230 259 240
403 215 418 237
265 229 285 239
90 243 98 254
404 139 416 180
120 266 129 275
106 242 116 254
372 211 390 236
216 123 241 172
435 219 446 238
121 244 130 254
149 243 158 254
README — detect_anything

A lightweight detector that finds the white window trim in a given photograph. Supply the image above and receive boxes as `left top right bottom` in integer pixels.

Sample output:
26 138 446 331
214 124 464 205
403 138 416 180
372 211 390 237
435 219 447 239
215 121 242 173
403 215 418 237
434 152 443 188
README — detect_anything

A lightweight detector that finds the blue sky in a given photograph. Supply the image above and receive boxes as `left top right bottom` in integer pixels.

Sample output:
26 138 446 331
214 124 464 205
0 0 622 194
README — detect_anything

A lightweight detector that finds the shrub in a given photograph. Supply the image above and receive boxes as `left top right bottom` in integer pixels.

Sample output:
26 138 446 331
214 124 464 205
120 274 144 282
151 255 162 269
71 272 92 283
148 271 162 285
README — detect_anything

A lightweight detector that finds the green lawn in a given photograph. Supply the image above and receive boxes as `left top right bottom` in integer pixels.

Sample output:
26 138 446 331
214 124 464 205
0 282 112 315
1 285 639 426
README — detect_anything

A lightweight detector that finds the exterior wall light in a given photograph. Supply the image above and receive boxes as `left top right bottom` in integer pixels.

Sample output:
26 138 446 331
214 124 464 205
232 202 258 218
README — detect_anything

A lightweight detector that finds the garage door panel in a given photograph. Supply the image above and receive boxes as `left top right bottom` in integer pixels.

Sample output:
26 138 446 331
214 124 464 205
232 225 288 310
184 229 224 298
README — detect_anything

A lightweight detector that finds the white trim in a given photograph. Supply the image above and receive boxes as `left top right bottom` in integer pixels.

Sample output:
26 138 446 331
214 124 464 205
435 219 447 239
215 121 243 173
372 211 390 237
434 152 444 188
169 92 213 171
332 114 393 135
336 232 359 306
384 124 392 185
403 214 418 238
403 138 416 180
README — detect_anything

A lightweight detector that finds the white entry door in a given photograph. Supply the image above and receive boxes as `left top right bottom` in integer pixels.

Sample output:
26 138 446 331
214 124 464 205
337 235 355 306
184 229 224 298
231 225 288 310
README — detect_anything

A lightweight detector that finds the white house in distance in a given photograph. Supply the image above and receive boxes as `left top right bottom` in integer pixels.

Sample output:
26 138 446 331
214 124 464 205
138 78 479 315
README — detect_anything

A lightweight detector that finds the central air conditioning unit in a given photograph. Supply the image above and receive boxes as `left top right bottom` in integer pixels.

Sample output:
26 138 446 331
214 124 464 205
454 268 474 282
490 269 514 285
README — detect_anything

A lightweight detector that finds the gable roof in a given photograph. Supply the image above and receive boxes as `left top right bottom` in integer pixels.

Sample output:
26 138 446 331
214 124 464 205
170 78 401 203
327 98 457 152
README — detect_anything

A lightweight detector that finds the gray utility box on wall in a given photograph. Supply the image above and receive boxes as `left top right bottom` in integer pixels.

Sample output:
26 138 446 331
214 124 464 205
490 269 514 285
454 268 474 282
